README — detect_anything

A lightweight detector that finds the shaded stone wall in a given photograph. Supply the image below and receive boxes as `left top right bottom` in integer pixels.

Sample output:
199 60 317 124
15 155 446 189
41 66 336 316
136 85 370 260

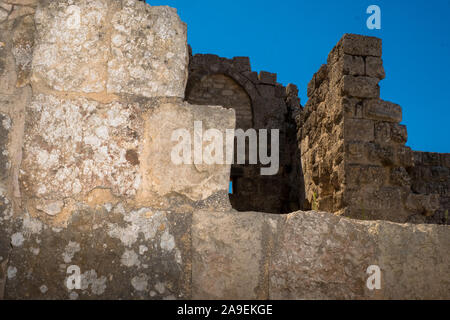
409 152 450 224
187 53 304 213
299 34 448 224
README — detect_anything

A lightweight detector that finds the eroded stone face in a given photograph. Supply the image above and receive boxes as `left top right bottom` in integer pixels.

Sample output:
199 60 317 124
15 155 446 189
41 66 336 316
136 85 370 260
107 2 188 98
20 94 143 201
270 211 450 300
192 211 283 300
32 0 188 97
4 205 192 300
32 0 111 93
270 211 378 300
136 101 235 203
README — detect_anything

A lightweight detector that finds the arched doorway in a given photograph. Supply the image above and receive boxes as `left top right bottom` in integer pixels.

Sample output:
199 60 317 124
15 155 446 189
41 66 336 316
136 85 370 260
186 73 258 211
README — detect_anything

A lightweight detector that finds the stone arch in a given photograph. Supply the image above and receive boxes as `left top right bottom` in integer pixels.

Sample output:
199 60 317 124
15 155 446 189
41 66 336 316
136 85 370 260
186 53 304 214
186 73 254 130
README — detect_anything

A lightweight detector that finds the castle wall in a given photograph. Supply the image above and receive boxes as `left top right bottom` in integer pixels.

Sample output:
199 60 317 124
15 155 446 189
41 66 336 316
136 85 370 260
409 152 450 224
299 34 449 224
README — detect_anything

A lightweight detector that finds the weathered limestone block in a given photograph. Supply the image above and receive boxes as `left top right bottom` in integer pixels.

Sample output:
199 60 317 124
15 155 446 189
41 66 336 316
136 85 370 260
270 211 450 300
4 205 191 300
192 211 283 300
135 101 235 206
270 211 378 300
107 2 188 98
375 222 450 299
364 99 402 123
32 0 188 97
341 75 380 99
366 56 385 79
345 118 374 142
395 145 414 167
20 94 143 202
406 193 440 217
340 33 382 57
258 71 277 84
346 165 385 186
342 54 365 76
32 0 111 93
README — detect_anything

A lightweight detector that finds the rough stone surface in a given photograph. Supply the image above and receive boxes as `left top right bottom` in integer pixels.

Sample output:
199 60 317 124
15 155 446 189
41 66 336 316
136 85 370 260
32 0 188 97
136 101 235 205
32 0 111 93
298 33 447 224
21 94 143 200
339 33 382 57
192 211 283 300
4 206 191 300
107 2 188 98
270 211 450 300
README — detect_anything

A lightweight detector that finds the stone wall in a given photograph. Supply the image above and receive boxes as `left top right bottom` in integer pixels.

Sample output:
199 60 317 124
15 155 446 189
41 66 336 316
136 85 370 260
299 34 449 224
193 210 450 300
187 53 304 213
1 0 234 300
409 152 450 224
0 1 448 300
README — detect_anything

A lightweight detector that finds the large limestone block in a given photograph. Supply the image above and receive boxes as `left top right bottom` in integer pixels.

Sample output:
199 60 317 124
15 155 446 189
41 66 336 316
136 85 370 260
4 205 192 300
270 211 378 300
376 222 450 299
32 0 188 97
192 211 283 300
270 211 450 300
340 33 382 57
20 93 143 202
135 101 235 205
32 0 111 93
107 1 188 98
21 95 234 213
364 99 402 123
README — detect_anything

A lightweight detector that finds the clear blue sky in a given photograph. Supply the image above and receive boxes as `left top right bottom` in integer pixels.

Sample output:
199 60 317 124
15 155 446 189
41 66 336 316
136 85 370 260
149 0 450 153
